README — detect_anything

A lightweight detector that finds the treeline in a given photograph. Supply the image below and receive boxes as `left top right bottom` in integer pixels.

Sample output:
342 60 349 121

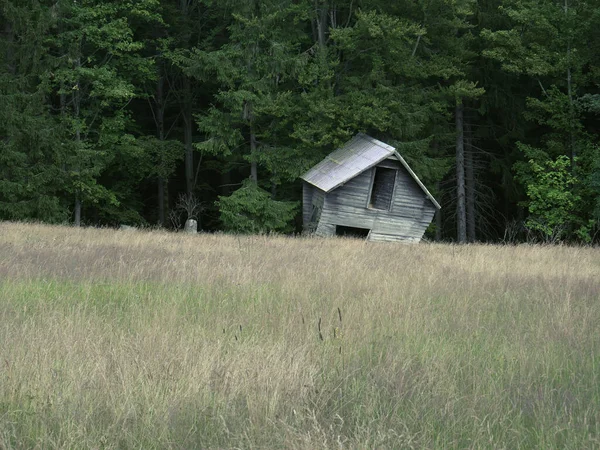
1 0 599 243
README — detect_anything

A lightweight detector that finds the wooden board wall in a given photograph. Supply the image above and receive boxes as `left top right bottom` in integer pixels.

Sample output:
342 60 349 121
302 183 313 227
314 160 436 242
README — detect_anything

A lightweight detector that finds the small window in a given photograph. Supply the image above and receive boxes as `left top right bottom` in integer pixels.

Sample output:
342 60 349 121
336 225 370 238
369 167 396 210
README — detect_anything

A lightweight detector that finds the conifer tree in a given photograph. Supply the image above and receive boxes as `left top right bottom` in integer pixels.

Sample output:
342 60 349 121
46 0 161 225
0 2 65 222
483 0 600 240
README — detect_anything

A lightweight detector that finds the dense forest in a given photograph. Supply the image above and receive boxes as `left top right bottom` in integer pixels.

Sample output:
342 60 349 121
1 0 599 243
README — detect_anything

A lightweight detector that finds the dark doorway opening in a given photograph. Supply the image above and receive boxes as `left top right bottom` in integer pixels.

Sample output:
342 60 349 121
336 225 370 238
369 167 396 210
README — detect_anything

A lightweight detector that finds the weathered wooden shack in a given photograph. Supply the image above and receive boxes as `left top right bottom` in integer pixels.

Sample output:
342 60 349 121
301 133 441 242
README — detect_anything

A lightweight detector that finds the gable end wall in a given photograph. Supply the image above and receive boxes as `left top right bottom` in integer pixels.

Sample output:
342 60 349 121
315 161 436 241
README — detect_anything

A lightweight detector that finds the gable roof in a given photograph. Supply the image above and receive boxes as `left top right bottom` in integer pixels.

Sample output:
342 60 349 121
301 133 441 209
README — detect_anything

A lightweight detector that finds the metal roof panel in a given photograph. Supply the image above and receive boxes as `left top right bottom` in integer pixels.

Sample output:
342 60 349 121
301 134 394 192
301 133 441 209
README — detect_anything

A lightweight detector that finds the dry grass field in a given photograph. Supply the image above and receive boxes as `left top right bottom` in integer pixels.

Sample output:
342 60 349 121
0 222 599 449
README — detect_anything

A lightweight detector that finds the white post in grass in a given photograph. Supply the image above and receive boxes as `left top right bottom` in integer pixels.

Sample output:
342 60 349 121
184 219 197 234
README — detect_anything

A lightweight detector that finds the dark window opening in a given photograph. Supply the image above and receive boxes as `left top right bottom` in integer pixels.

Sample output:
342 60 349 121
336 225 370 238
369 167 396 210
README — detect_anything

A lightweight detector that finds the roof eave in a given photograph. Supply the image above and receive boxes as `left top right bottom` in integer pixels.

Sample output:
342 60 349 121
321 157 391 193
300 177 326 191
300 134 396 192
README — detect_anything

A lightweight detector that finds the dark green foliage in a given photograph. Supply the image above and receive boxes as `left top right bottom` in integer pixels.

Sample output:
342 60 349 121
0 2 66 222
217 180 298 234
0 0 598 241
591 155 600 220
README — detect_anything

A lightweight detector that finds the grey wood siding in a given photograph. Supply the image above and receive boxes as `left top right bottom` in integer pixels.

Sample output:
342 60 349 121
315 221 336 237
314 160 436 242
304 185 326 232
302 183 313 227
318 169 375 233
368 233 421 243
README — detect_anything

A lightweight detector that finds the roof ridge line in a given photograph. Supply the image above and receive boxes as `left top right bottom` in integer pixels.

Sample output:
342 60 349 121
356 133 396 153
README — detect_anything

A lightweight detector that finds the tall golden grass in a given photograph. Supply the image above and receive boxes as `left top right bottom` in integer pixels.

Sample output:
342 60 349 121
1 222 599 449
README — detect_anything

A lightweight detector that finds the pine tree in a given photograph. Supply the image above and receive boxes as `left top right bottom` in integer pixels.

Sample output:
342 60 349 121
483 0 600 240
0 2 66 222
46 0 161 225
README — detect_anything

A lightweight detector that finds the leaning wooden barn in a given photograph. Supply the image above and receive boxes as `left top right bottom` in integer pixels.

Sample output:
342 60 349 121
301 133 441 242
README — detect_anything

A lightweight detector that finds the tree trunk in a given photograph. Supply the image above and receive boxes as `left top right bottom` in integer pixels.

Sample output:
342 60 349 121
465 121 476 242
4 20 15 75
455 101 467 244
435 183 443 241
183 75 194 195
565 0 576 168
179 0 194 195
316 0 328 49
315 0 331 89
158 177 165 226
220 169 231 196
73 55 82 227
250 126 258 183
74 196 81 227
156 71 166 226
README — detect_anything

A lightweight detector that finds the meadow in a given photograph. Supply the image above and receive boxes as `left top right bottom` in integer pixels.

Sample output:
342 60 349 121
0 222 599 449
